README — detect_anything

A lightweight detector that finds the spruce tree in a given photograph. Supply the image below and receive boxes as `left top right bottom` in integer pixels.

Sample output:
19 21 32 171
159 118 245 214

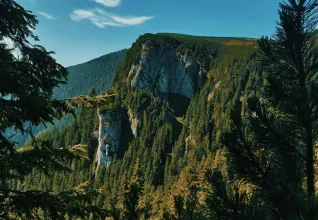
120 160 143 220
257 0 318 194
220 0 318 218
0 1 107 218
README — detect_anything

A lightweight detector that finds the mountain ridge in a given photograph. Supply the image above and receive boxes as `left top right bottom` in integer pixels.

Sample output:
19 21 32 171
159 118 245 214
54 49 127 100
17 32 260 218
6 49 127 146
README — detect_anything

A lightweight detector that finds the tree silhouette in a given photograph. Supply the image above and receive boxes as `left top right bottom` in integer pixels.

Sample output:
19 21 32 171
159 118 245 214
0 1 107 218
221 0 318 218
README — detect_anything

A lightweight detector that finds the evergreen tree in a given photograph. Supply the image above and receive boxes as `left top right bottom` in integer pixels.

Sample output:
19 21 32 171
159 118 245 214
257 0 318 194
204 170 264 220
0 1 106 218
221 0 318 219
120 160 143 220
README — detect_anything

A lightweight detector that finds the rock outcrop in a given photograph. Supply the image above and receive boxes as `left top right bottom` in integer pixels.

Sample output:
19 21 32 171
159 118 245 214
130 42 207 99
96 40 209 168
128 108 138 137
96 109 123 171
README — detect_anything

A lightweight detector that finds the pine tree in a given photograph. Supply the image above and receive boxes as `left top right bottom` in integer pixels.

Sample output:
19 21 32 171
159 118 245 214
120 160 143 220
0 1 107 218
257 0 318 194
220 0 318 219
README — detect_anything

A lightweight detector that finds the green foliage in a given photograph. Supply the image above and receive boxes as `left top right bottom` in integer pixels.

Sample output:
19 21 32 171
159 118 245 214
54 49 126 100
0 1 106 218
7 49 126 147
14 36 258 219
219 0 318 219
113 32 255 90
120 162 143 220
257 0 318 195
9 1 318 219
5 182 107 220
204 170 266 220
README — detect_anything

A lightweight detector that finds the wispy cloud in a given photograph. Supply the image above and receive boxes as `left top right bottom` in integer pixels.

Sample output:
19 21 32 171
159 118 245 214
70 9 153 28
111 15 153 26
38 11 56 19
95 0 121 7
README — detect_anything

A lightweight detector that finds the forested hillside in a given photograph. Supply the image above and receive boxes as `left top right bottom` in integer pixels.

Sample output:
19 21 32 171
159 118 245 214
3 0 318 219
16 33 260 218
54 49 127 99
5 49 127 146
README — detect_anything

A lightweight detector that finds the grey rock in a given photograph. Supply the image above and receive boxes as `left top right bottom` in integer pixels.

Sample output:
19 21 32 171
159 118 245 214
96 42 208 168
96 109 123 172
130 43 207 98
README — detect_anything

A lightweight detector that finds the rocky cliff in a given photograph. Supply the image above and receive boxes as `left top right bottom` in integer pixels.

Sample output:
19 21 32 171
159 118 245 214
96 108 134 169
129 41 207 99
96 34 218 167
96 109 123 170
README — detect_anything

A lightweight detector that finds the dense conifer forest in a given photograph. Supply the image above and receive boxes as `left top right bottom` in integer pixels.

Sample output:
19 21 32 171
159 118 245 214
54 49 127 100
5 48 127 147
1 0 318 219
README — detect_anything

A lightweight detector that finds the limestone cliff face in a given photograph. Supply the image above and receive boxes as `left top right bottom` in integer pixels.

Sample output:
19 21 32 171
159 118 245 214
96 41 208 168
130 42 207 98
96 109 122 171
128 108 138 137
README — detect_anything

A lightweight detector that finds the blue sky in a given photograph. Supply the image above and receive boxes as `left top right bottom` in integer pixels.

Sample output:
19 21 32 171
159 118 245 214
16 0 281 67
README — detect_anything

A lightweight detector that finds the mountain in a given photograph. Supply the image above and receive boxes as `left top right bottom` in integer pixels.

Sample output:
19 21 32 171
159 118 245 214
18 31 318 219
7 49 127 146
53 49 127 100
17 33 260 218
94 33 256 169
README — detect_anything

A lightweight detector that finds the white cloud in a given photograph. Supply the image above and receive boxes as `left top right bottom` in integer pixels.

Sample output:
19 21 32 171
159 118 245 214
111 15 153 26
70 9 95 20
38 11 56 19
70 9 153 28
95 0 121 7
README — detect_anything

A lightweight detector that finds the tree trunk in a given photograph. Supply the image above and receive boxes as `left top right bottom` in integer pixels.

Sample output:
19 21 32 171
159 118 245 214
306 123 315 193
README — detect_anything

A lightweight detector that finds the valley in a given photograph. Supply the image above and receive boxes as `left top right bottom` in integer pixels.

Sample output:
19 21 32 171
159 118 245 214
1 0 318 219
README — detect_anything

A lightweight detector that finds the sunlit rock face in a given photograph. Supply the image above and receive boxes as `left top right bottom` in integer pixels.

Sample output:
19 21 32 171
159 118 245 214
96 110 122 171
96 42 208 169
130 42 207 99
128 108 138 137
